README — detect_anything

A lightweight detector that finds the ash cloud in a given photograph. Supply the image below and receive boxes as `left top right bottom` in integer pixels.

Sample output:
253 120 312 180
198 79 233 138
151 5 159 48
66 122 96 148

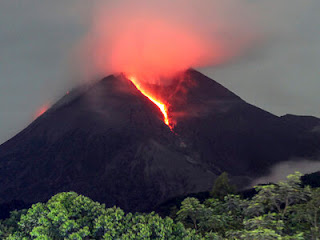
76 0 316 88
76 0 259 84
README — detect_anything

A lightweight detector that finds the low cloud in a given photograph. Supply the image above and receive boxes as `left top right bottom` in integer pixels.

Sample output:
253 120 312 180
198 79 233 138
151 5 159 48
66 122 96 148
252 158 320 186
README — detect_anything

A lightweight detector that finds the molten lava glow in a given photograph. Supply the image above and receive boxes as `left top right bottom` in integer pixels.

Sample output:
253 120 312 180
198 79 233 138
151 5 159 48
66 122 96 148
34 105 49 119
128 75 171 129
78 0 256 83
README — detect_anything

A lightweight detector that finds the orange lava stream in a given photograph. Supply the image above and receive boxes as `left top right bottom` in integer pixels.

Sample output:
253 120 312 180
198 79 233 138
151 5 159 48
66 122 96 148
128 75 171 129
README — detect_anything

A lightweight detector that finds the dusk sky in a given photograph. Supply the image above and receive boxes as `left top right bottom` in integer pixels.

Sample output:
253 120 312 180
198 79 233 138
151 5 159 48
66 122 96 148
1 0 320 144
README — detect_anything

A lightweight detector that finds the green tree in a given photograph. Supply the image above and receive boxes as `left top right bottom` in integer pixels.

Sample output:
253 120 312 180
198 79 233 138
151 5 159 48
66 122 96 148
248 172 311 219
204 231 224 239
227 213 304 240
290 188 320 239
0 209 26 239
176 197 205 230
3 172 320 239
3 192 204 239
210 172 235 200
202 195 246 234
8 192 104 239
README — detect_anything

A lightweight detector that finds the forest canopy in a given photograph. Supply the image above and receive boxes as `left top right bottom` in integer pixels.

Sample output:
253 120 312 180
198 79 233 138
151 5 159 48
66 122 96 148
0 172 319 239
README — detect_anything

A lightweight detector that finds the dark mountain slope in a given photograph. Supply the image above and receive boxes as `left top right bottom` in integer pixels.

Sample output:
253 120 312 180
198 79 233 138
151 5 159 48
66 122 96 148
164 70 320 179
0 74 215 212
0 69 319 212
281 114 320 132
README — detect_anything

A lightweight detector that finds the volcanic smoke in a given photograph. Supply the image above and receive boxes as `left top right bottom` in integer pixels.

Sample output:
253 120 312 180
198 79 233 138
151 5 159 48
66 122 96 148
78 0 256 81
76 0 258 128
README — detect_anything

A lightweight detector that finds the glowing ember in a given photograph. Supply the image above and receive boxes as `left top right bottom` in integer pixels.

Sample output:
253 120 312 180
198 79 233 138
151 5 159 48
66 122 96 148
128 75 172 129
34 105 49 119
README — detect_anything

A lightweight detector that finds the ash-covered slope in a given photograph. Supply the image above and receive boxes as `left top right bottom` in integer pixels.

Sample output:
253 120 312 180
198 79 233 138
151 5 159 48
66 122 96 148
0 69 319 213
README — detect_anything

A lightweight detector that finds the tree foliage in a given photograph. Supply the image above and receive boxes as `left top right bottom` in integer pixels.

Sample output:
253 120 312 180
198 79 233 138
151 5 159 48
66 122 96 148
1 171 320 239
210 172 235 200
1 192 202 239
247 172 311 219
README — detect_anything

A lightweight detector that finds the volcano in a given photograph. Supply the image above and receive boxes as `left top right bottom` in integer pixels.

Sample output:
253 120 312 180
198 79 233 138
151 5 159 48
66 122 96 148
0 69 320 213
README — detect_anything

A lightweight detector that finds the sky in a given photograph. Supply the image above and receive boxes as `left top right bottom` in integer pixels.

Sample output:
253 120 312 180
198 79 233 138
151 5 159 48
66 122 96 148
0 0 320 144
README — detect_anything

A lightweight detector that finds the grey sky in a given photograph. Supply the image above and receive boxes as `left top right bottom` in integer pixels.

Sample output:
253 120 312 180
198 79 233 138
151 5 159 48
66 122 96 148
1 0 320 144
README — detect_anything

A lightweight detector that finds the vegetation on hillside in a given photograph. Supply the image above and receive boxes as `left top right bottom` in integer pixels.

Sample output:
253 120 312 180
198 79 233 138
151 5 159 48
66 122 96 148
1 172 320 239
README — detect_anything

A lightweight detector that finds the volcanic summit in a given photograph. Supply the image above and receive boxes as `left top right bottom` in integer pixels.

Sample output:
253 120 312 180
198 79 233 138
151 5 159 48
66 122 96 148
0 69 320 212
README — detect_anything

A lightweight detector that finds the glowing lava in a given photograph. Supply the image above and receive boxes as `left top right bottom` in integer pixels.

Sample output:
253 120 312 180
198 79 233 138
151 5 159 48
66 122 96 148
128 75 172 129
34 104 49 119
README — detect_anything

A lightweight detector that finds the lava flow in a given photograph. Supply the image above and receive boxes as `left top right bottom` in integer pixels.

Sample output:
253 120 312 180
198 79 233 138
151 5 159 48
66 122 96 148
127 75 172 130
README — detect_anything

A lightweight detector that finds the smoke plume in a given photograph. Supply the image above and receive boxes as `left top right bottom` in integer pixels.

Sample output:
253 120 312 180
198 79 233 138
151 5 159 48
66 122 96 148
76 0 259 84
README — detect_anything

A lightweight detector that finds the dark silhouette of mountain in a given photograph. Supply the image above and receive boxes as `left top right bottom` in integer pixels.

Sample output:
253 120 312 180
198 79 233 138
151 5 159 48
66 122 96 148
165 70 320 179
0 69 319 213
